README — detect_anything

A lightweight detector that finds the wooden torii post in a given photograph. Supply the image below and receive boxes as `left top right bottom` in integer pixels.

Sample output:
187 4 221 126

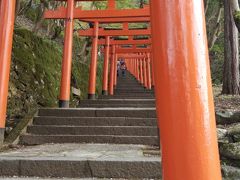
116 45 152 89
150 0 222 179
100 37 152 93
102 36 110 95
0 0 16 144
118 53 152 89
98 38 152 45
78 22 151 96
108 45 116 95
44 0 150 101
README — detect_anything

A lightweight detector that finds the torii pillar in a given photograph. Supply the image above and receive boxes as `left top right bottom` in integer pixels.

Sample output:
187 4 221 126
150 0 222 179
59 0 74 108
139 58 143 85
146 53 151 90
102 36 110 95
151 53 155 88
143 56 147 88
136 59 140 82
113 53 118 87
109 45 116 95
0 0 16 144
88 21 99 99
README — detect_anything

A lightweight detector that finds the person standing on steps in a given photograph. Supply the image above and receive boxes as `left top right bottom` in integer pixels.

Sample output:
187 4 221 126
120 60 127 77
117 59 121 77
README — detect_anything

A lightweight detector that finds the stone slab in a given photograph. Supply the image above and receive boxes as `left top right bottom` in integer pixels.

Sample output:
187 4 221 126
27 125 158 136
33 117 158 127
0 128 4 146
38 108 157 118
0 144 161 178
78 104 155 108
20 135 159 146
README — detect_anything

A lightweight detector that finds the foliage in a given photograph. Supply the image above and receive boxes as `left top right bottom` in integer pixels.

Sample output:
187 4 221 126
234 11 240 31
210 39 224 84
7 28 103 127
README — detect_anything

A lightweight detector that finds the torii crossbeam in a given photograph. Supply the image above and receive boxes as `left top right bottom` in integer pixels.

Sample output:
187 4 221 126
44 0 151 103
78 28 151 36
44 3 150 20
98 38 151 45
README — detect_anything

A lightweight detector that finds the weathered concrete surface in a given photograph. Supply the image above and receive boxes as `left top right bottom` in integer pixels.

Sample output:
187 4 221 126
33 117 157 127
20 135 159 146
0 144 161 179
0 178 143 180
38 108 157 118
79 99 155 108
78 103 155 108
9 71 161 178
79 99 155 104
99 96 155 99
27 126 158 136
0 178 102 180
0 128 4 146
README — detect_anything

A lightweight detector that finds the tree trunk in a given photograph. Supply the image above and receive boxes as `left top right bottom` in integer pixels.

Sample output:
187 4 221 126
204 0 210 14
222 0 240 95
15 0 21 18
209 7 223 49
33 0 48 33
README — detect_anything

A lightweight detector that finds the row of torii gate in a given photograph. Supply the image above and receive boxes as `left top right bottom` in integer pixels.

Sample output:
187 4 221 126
0 0 223 179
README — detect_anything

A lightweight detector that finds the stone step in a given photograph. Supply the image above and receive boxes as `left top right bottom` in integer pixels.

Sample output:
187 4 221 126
33 117 158 126
38 108 157 118
0 144 161 179
20 135 159 145
114 92 154 96
116 82 140 84
115 89 150 93
100 96 155 99
116 84 142 87
27 125 158 136
115 84 144 87
115 89 154 92
78 103 155 108
115 86 144 89
79 99 155 104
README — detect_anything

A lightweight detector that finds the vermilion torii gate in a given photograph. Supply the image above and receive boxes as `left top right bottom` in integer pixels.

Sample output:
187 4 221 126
150 1 221 179
44 0 150 101
0 0 222 179
79 26 151 97
99 37 152 94
119 53 152 89
0 0 16 143
78 23 151 96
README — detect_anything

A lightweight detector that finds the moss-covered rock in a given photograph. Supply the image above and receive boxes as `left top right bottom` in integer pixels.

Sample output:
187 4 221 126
234 11 240 32
220 142 240 168
222 165 240 180
7 28 103 129
8 28 62 124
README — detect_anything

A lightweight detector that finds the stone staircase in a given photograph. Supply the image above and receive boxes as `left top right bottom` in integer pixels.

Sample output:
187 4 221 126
0 71 161 179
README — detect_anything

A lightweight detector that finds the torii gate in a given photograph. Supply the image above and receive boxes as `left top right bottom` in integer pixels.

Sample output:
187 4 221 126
0 0 222 179
98 38 151 45
115 46 152 90
99 36 153 91
44 0 150 102
150 1 221 179
118 53 152 89
78 23 151 96
99 37 153 93
0 0 16 143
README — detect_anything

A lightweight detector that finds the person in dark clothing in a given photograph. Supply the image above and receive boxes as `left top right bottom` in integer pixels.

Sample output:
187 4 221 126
120 61 127 77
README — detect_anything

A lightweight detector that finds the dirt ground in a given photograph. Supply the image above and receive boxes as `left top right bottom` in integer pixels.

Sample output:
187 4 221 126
213 85 240 112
